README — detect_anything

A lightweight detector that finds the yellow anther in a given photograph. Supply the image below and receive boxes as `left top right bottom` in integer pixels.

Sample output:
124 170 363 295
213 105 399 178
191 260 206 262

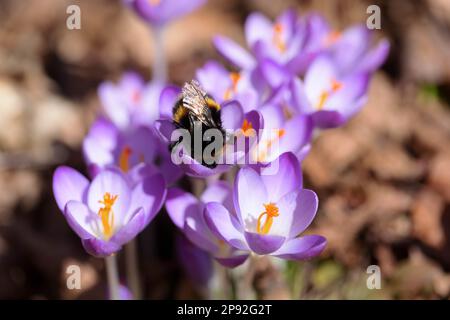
256 203 279 235
98 192 118 239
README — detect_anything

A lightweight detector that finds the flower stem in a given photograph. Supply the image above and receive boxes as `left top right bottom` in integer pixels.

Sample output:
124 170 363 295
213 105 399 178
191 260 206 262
153 26 167 83
105 254 120 300
125 239 142 299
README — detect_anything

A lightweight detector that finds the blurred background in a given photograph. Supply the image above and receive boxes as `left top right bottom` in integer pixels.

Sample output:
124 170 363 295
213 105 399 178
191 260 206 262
0 0 450 299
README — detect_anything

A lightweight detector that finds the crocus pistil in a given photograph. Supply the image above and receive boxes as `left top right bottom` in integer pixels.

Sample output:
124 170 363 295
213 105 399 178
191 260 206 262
98 192 118 240
257 202 279 235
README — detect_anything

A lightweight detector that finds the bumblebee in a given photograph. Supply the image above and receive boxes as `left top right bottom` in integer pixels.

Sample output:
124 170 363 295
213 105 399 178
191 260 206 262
170 80 226 168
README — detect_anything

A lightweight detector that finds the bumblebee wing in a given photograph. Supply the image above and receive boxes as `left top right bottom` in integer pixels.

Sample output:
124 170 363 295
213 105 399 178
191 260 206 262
182 80 214 125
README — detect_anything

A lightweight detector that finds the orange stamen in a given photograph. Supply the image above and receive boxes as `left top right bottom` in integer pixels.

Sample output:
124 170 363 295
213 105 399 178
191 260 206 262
119 146 132 173
223 72 241 100
316 79 343 110
256 203 279 235
273 23 286 53
98 192 118 239
241 119 254 137
149 0 161 5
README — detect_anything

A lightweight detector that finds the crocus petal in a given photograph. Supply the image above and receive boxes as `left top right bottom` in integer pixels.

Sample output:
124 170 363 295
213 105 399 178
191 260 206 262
356 39 390 74
82 118 118 168
213 36 255 70
166 188 200 229
326 72 370 114
245 12 273 47
64 200 100 239
110 207 146 245
261 152 302 202
333 25 370 73
259 58 290 88
154 119 176 143
215 254 249 268
273 235 327 260
221 100 244 131
53 166 89 212
244 231 285 255
87 169 131 224
311 110 345 128
277 114 313 159
159 85 180 119
127 163 159 186
289 189 318 238
128 173 166 225
184 207 219 254
234 167 268 228
134 81 164 125
204 202 248 251
286 51 318 75
195 60 230 101
304 55 337 103
82 237 122 257
267 191 297 238
200 181 233 209
98 83 130 130
180 156 231 178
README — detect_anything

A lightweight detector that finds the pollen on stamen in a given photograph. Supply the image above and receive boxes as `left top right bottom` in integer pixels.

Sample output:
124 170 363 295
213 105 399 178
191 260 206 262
98 192 118 239
256 203 279 235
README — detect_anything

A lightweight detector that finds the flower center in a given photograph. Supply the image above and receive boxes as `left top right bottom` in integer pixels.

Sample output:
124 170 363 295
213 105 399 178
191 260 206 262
317 79 343 110
272 23 286 53
223 72 241 100
241 119 254 137
257 203 279 235
98 192 118 239
148 0 161 6
119 146 133 173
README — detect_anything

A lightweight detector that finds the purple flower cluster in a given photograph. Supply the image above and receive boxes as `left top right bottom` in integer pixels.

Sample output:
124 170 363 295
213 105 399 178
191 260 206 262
52 4 388 292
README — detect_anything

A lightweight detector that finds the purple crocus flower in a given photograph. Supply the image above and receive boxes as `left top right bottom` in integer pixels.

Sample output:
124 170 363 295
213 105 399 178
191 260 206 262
83 117 182 184
204 152 326 260
166 181 249 267
52 166 166 257
291 55 370 128
98 72 163 130
156 84 264 177
129 0 206 27
214 9 315 74
305 14 390 76
83 118 156 176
